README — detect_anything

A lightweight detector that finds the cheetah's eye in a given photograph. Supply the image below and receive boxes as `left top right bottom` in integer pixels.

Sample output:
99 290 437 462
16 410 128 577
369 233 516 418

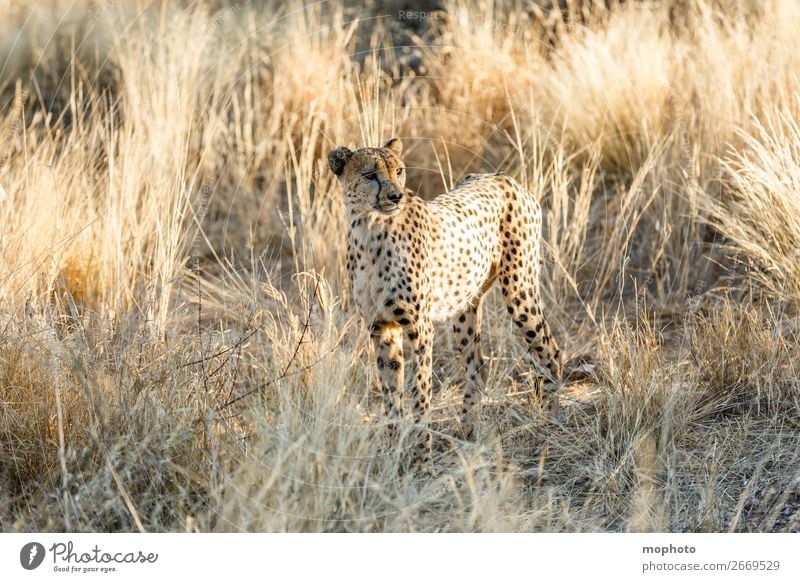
363 172 377 181
396 168 403 176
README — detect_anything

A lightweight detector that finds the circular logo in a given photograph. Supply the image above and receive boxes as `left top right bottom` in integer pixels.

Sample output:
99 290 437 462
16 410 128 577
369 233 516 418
20 542 46 570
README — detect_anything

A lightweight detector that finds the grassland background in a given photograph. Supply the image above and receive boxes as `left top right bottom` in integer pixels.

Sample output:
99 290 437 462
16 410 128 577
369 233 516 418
1 0 799 532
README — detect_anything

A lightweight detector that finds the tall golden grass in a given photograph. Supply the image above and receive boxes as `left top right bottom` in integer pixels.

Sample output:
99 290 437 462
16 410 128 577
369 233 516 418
1 0 798 532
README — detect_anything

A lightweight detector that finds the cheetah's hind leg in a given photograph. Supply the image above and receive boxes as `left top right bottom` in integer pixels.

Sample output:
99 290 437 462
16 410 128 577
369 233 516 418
498 279 562 421
453 300 487 440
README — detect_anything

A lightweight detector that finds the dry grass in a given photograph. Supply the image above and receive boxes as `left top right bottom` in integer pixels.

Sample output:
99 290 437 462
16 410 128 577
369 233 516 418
1 0 799 532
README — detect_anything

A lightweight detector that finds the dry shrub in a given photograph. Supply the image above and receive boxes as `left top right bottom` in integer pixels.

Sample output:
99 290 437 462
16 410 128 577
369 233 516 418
690 300 800 418
588 318 685 528
539 4 676 172
701 107 800 304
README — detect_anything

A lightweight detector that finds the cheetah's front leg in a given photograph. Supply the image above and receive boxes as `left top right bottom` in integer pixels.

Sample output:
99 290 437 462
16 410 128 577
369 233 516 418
404 317 435 474
370 322 405 434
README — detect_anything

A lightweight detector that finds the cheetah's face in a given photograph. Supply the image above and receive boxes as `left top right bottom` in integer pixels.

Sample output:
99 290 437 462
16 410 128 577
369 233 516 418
328 138 406 217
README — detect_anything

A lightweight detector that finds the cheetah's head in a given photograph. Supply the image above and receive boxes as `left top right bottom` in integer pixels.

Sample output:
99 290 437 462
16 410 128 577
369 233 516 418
328 138 406 217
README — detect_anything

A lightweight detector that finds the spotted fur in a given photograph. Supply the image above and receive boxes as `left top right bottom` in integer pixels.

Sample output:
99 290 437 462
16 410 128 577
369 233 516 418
328 138 562 473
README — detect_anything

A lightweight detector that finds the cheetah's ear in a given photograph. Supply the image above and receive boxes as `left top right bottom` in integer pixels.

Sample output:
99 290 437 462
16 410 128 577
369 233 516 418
383 138 403 157
327 147 352 176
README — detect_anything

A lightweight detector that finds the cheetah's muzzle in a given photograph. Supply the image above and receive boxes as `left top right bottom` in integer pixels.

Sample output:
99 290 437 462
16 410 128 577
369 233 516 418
374 202 403 216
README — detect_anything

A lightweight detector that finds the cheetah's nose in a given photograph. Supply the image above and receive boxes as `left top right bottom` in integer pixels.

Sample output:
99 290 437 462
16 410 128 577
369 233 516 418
387 190 403 203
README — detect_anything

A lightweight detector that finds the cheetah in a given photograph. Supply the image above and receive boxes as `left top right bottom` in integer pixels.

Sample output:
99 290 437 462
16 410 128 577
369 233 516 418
328 138 562 472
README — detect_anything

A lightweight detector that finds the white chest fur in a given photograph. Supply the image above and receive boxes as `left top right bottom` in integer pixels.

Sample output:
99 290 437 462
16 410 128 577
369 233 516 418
347 218 404 324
